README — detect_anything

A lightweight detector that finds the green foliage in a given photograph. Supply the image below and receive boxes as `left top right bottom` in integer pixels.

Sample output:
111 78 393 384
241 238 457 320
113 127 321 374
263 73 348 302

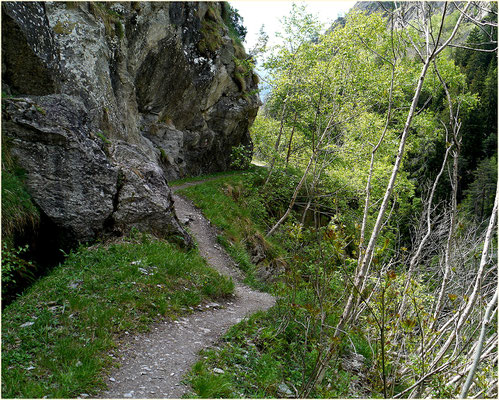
222 3 247 42
454 21 498 195
361 272 435 396
181 170 367 397
189 360 236 398
1 243 36 303
95 131 111 145
229 144 251 170
462 155 498 221
186 307 358 398
242 3 496 397
1 137 40 244
2 236 233 398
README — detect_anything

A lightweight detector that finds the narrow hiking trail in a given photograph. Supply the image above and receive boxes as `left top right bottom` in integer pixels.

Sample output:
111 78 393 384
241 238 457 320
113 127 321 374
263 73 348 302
99 178 275 399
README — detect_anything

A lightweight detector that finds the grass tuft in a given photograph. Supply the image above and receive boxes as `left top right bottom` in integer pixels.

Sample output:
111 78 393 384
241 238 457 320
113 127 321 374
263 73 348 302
1 136 40 244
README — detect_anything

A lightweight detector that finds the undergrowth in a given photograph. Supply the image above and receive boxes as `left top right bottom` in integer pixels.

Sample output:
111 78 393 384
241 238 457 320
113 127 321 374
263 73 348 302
1 233 233 398
177 169 284 292
179 168 373 398
185 308 358 398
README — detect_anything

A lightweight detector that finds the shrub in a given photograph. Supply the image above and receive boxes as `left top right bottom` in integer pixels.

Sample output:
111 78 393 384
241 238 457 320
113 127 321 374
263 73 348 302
1 243 36 303
230 144 251 170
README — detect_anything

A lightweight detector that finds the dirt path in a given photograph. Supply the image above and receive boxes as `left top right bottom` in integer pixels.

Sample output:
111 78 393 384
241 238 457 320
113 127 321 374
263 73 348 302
99 181 275 399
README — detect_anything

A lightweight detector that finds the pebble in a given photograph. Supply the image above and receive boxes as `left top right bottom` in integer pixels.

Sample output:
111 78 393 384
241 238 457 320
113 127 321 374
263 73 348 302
213 367 225 374
109 377 116 382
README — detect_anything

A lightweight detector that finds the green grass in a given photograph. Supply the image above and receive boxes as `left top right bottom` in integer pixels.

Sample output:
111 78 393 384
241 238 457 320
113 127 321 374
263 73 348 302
1 138 40 245
179 169 367 398
170 166 259 187
1 234 234 398
177 169 283 291
185 309 356 398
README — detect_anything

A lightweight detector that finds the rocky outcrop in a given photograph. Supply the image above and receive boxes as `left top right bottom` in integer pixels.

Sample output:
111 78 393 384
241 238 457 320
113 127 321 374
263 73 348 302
2 2 260 244
2 95 117 242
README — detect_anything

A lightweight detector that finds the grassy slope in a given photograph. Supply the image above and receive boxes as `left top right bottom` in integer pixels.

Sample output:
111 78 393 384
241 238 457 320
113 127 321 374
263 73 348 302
1 234 233 398
177 169 279 292
179 170 364 398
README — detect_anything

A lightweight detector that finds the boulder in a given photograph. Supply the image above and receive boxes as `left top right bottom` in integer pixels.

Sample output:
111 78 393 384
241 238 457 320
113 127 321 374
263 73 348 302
2 95 117 242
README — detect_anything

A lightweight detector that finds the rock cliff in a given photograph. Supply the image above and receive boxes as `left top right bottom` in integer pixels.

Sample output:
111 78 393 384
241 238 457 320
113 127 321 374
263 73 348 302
2 1 260 244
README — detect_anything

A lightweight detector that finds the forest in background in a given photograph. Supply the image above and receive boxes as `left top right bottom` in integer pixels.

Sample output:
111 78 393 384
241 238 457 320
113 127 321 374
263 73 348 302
243 1 497 397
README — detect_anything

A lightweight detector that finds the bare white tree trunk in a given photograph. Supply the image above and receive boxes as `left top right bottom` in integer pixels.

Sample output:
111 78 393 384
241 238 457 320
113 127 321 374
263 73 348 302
459 291 498 398
430 183 498 369
395 124 453 322
335 0 470 335
430 60 463 327
335 58 432 334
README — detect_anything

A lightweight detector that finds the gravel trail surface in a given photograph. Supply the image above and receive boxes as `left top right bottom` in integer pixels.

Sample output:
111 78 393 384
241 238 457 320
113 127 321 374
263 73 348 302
99 181 275 398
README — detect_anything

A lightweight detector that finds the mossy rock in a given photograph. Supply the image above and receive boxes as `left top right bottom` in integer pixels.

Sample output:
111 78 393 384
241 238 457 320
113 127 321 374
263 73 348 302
205 7 218 22
88 2 123 38
198 18 223 55
251 73 260 85
52 20 77 35
234 72 246 92
232 39 247 60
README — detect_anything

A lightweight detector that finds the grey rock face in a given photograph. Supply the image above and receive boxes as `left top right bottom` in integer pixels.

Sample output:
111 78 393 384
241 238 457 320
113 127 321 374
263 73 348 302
110 141 191 245
2 95 117 242
2 1 259 244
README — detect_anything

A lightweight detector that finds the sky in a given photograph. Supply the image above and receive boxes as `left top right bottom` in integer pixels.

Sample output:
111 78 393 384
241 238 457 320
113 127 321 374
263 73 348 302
230 0 357 50
229 1 357 100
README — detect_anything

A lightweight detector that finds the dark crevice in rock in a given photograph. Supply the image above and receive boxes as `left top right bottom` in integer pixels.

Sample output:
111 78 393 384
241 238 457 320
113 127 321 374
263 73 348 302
103 169 126 236
3 208 77 308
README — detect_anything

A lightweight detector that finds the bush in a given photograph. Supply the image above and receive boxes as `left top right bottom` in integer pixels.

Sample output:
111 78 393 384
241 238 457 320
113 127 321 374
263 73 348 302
1 243 36 303
230 144 252 170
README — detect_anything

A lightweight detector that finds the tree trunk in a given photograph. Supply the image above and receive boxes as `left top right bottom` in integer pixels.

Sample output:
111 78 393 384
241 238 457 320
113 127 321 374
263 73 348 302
286 112 298 167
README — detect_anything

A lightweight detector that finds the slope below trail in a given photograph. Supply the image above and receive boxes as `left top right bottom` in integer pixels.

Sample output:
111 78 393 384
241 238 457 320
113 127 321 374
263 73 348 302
99 178 275 399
